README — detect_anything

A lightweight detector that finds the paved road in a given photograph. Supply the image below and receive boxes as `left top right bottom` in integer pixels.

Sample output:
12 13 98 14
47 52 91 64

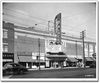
4 68 96 78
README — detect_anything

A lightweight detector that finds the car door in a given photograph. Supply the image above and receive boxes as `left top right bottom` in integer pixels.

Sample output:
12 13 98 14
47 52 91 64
14 63 23 74
5 64 13 74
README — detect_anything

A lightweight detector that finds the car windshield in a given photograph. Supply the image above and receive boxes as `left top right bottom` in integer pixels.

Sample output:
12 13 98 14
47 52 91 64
4 63 24 68
4 63 13 68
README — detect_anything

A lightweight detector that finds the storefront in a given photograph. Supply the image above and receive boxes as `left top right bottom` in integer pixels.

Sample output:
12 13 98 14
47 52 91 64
46 52 67 68
85 57 96 66
3 53 14 66
66 57 78 67
18 55 45 68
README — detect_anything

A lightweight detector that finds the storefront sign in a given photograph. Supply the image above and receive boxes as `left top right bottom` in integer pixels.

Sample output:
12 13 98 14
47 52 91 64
3 53 14 63
54 13 61 44
3 59 13 62
47 45 62 52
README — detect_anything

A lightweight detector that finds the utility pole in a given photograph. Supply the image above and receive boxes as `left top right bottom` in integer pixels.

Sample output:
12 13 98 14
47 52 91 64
38 38 41 70
80 30 86 68
75 41 77 58
48 21 50 32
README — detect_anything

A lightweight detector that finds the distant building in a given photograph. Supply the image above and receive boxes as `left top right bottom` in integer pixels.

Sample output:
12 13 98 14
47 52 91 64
2 21 14 66
2 21 96 68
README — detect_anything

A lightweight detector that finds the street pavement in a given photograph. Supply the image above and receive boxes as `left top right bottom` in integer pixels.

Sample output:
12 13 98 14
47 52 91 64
4 68 96 78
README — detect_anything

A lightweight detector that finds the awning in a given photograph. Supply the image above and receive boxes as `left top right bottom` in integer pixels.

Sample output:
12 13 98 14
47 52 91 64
46 55 67 58
47 52 65 55
85 57 95 61
67 57 78 62
46 55 67 61
18 56 45 62
91 57 96 61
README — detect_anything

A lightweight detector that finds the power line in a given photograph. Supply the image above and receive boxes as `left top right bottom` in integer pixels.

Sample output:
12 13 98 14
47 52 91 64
4 12 82 35
50 20 82 32
4 8 95 35
3 18 95 42
3 12 48 27
62 25 81 32
47 21 96 36
3 8 95 41
4 7 48 25
3 18 30 27
4 7 48 22
4 17 95 41
62 10 93 20
3 13 48 27
85 37 96 41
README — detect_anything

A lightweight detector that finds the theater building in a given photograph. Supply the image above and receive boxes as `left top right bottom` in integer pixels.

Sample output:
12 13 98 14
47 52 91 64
2 21 96 68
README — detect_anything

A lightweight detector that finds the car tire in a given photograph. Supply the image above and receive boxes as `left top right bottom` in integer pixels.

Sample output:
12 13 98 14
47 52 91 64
3 70 8 75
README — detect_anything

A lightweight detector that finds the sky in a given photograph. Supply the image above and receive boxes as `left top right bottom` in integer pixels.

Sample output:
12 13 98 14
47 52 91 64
3 2 96 41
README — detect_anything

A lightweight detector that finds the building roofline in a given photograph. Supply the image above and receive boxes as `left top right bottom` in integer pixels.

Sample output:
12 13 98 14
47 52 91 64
14 26 96 44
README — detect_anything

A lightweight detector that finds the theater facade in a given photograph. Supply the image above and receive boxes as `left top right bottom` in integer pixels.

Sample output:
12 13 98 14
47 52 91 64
2 21 96 68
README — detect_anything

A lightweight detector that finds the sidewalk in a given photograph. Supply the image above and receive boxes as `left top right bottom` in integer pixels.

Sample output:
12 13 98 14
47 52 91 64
28 67 80 71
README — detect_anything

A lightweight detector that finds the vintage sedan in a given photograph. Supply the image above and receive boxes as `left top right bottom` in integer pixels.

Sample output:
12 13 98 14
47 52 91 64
3 63 28 75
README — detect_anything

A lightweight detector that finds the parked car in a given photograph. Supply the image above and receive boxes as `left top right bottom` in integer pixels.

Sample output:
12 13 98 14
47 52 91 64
3 63 28 75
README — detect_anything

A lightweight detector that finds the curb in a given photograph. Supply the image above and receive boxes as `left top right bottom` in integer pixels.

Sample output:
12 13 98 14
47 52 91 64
28 67 88 71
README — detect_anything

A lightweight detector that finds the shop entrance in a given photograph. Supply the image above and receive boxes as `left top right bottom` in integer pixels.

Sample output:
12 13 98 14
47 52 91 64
46 53 67 68
50 60 64 68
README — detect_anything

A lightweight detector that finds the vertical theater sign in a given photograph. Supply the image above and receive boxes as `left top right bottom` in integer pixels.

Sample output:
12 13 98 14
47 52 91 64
54 13 62 44
46 13 66 68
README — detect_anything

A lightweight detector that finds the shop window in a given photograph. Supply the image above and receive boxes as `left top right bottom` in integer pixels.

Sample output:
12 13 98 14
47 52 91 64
89 44 93 53
15 35 18 39
36 56 39 60
3 29 8 38
85 51 88 57
89 52 93 57
3 45 8 52
85 43 88 51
